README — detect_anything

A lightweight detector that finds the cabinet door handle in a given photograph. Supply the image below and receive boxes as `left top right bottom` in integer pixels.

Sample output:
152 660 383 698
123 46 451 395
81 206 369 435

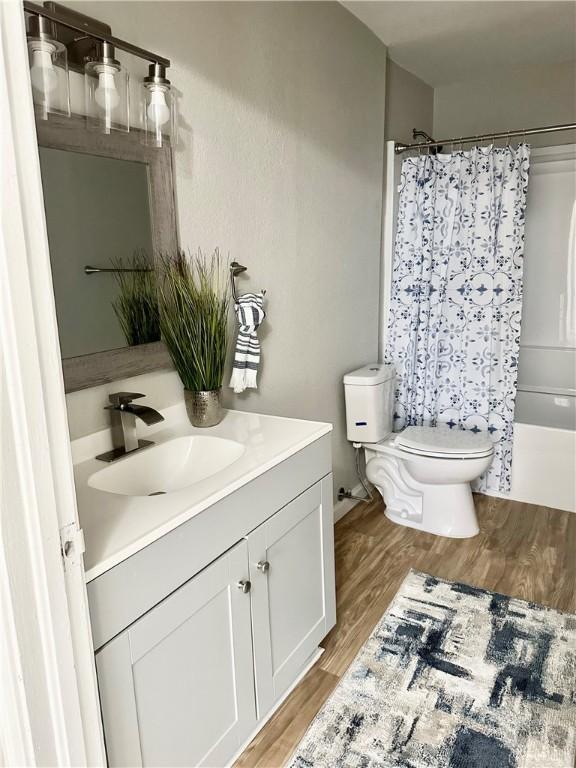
237 579 251 593
256 560 270 574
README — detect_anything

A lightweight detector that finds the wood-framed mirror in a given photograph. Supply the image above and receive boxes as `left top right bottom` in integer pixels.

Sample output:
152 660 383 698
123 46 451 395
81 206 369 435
35 111 177 393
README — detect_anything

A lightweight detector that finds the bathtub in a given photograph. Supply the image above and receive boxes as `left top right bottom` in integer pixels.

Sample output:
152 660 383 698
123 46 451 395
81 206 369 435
380 142 576 513
490 389 576 513
495 422 575 513
497 346 576 513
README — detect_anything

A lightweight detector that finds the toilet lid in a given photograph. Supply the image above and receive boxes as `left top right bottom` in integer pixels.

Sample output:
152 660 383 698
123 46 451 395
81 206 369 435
396 426 493 458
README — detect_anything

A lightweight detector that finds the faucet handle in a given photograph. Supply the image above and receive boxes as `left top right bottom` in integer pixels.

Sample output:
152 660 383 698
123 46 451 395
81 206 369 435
107 392 146 407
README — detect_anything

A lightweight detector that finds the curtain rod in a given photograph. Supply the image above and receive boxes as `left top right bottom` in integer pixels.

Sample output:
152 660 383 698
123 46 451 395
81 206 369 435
394 122 576 154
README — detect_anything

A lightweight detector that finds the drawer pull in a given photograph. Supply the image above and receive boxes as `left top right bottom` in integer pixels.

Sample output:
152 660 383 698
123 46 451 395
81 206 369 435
256 560 270 574
237 579 251 593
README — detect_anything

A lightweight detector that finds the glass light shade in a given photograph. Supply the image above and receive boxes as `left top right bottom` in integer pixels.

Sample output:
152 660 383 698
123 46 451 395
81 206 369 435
85 54 129 133
27 34 71 119
142 71 177 147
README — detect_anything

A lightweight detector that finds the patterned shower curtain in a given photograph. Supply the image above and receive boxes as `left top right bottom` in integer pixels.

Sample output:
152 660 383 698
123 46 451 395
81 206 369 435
385 144 531 492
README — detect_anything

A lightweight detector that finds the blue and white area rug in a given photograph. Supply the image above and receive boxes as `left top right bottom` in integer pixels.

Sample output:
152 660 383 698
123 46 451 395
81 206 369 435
289 570 576 768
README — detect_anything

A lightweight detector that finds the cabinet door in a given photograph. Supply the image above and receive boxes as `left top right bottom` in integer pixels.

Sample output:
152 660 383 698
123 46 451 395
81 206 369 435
248 476 336 716
95 540 256 767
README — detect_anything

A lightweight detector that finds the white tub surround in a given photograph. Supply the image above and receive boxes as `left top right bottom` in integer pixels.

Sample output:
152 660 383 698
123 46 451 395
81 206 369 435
493 424 575 513
506 144 576 513
72 404 332 581
518 145 576 428
73 405 335 767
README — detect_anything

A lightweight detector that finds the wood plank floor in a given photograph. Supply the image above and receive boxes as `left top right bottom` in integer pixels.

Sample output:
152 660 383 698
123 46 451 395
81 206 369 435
234 494 576 768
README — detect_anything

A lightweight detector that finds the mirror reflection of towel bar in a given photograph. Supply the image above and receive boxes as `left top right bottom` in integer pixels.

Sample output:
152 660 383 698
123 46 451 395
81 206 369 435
84 265 153 275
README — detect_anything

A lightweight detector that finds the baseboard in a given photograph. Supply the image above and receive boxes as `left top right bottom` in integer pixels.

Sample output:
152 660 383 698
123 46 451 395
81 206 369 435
333 483 368 524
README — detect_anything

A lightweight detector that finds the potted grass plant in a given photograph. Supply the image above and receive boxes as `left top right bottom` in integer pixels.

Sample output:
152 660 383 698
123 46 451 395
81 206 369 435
112 251 160 347
158 249 229 427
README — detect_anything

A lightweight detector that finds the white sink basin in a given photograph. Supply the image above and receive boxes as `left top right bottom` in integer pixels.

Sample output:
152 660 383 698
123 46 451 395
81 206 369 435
88 436 245 497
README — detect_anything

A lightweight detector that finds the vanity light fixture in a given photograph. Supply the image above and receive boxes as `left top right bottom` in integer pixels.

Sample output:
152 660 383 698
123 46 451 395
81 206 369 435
85 41 129 133
26 12 70 119
142 63 176 147
24 2 176 145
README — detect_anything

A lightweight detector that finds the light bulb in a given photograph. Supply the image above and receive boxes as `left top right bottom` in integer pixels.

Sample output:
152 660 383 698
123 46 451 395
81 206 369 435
29 42 58 95
146 86 170 128
94 66 120 111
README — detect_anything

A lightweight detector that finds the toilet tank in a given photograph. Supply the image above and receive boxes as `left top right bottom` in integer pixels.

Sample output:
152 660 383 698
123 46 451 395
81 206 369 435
343 363 395 443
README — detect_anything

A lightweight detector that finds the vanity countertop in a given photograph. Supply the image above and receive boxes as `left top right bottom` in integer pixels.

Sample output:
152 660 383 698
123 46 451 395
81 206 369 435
72 405 332 582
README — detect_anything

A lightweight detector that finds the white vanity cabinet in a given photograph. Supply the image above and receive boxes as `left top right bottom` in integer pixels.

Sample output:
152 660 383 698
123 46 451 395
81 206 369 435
95 541 257 767
87 433 335 767
247 482 333 716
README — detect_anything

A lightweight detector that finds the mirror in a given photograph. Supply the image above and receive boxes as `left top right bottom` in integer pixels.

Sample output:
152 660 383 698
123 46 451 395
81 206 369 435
36 112 177 392
39 148 157 358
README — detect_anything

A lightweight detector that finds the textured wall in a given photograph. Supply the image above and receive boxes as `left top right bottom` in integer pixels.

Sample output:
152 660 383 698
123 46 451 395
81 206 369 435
385 60 434 146
434 60 576 148
63 2 387 495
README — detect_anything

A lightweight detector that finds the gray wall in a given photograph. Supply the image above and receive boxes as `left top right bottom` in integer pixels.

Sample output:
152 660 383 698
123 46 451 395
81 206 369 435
385 60 434 145
434 60 576 148
63 2 387 495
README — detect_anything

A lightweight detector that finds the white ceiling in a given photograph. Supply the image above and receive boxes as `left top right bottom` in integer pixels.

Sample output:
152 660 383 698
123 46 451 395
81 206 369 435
342 1 576 86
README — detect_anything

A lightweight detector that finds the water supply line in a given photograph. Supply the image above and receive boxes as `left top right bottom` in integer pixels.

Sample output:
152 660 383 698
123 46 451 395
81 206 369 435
337 444 374 504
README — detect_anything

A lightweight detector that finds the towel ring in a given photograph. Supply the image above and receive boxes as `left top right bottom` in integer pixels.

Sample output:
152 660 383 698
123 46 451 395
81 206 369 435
229 262 266 303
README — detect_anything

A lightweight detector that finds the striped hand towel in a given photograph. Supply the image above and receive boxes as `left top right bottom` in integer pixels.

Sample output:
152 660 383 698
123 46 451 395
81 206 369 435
229 292 266 394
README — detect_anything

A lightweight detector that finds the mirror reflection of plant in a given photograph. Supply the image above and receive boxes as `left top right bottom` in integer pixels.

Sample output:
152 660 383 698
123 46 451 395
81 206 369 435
158 249 229 392
111 251 161 347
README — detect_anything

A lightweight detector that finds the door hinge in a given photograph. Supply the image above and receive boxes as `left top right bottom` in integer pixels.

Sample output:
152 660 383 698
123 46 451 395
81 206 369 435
60 523 85 571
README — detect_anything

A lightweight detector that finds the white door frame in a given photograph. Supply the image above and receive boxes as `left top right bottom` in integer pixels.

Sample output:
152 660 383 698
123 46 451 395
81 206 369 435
0 1 105 764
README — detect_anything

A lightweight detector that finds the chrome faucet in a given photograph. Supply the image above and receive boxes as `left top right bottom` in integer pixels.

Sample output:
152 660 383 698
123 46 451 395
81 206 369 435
95 392 165 462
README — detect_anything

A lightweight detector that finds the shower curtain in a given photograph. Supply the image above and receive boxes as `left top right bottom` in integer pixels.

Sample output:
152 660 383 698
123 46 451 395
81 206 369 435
385 144 531 492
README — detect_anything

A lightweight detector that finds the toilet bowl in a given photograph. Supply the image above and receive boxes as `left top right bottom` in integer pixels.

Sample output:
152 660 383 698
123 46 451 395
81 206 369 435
343 364 495 539
364 426 494 538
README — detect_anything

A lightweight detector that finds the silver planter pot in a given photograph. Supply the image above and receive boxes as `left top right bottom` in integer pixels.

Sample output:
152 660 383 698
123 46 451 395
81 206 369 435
184 388 224 428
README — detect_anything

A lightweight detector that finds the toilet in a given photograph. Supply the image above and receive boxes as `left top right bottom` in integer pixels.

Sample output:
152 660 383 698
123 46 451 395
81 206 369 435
344 363 494 538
